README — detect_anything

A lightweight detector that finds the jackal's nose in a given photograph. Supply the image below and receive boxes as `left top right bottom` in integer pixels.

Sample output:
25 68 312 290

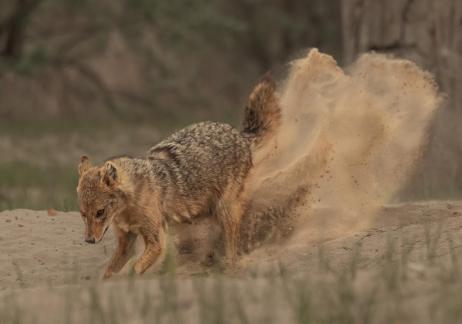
85 237 95 244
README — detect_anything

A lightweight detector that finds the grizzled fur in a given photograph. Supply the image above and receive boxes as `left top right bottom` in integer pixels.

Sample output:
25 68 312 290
148 122 252 223
77 76 280 278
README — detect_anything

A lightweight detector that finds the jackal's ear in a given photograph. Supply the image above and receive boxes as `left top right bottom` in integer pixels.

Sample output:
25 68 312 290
101 162 118 188
78 155 92 176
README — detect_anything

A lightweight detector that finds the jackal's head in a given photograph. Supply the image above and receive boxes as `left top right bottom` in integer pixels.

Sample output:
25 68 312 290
77 156 126 244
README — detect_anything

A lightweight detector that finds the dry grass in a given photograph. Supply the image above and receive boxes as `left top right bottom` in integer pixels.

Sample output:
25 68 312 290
1 228 462 324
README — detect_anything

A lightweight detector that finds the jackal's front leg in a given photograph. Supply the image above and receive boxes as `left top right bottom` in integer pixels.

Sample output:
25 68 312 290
103 228 137 279
133 222 165 275
134 242 162 274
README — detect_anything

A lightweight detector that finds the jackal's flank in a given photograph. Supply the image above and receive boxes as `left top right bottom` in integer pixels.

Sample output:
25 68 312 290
77 76 281 277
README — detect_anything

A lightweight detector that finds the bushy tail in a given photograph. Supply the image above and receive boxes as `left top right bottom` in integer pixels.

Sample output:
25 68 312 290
242 74 281 148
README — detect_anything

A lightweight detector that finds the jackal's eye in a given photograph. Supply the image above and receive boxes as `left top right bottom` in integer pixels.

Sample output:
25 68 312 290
96 209 105 219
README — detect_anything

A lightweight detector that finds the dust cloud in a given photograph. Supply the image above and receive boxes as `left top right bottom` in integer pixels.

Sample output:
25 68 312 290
243 49 441 247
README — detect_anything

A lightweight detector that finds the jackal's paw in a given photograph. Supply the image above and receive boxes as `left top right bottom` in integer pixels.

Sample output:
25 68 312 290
102 269 113 280
222 256 240 272
133 262 145 275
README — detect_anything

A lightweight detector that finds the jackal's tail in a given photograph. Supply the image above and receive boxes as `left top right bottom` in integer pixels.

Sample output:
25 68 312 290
242 74 281 148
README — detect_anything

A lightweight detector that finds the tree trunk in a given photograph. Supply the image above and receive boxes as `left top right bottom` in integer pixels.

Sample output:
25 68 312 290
342 0 462 198
0 0 42 58
342 0 462 110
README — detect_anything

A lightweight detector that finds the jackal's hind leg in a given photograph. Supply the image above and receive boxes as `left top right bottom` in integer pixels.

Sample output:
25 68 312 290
217 193 244 265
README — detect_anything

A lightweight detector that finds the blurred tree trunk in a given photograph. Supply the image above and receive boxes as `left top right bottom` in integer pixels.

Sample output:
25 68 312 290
0 0 41 58
342 0 462 198
342 0 462 111
231 0 341 72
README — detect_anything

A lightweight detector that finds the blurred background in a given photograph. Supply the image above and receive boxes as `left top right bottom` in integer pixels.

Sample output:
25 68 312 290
0 0 460 210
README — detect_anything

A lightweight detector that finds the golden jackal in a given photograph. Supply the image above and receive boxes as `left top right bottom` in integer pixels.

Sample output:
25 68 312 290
77 76 280 278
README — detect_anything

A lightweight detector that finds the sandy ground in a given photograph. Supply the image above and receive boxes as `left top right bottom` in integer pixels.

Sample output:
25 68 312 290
1 200 461 290
1 201 462 323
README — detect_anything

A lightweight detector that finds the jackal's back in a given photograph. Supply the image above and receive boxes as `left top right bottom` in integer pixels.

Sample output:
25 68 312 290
147 121 251 219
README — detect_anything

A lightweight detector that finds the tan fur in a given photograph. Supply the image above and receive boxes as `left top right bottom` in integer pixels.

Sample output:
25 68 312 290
76 76 281 277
